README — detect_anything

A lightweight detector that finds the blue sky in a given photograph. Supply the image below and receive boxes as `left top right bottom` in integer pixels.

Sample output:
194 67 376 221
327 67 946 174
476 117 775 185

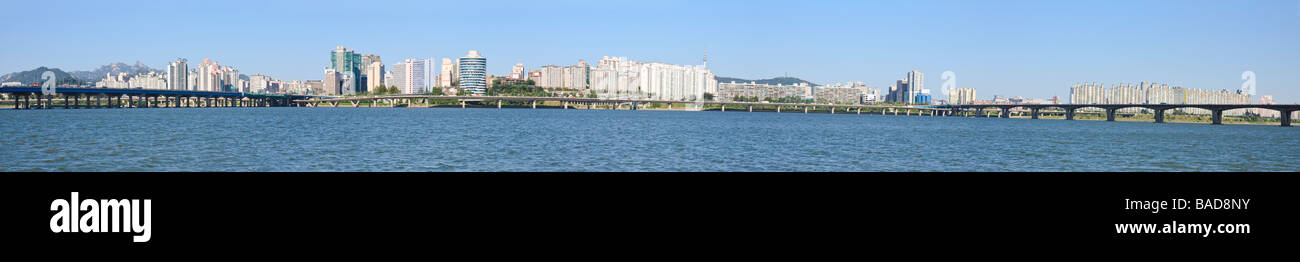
2 0 1297 102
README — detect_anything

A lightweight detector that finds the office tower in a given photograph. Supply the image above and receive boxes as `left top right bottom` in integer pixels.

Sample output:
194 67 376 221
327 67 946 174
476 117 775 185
391 58 434 94
457 50 487 95
330 46 364 95
890 78 908 103
905 70 923 104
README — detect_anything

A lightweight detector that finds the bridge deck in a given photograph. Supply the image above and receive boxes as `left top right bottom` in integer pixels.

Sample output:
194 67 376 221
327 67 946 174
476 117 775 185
294 95 951 111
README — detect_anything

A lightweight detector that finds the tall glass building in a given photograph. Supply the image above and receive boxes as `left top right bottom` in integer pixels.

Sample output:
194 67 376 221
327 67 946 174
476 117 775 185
457 50 487 95
331 46 363 95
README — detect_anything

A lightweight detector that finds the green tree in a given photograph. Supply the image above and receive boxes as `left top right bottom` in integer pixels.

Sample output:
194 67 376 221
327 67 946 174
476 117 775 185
703 92 714 101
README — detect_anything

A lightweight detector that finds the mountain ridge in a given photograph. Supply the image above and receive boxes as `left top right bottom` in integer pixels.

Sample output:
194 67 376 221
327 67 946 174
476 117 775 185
716 76 818 87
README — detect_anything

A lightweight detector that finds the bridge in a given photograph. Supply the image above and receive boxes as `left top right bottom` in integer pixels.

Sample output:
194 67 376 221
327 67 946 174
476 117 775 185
1 87 324 109
290 95 954 115
939 104 1300 126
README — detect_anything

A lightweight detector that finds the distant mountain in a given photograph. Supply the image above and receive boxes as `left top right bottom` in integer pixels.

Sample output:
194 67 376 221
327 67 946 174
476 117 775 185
68 61 164 82
715 76 818 87
0 67 82 86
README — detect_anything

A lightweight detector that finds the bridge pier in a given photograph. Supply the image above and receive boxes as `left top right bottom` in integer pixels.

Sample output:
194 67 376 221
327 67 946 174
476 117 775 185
1000 108 1009 118
498 100 502 109
532 100 537 109
749 105 753 112
1065 109 1075 120
721 105 725 112
1282 110 1292 127
804 106 808 114
1211 109 1223 125
1154 109 1165 123
1105 108 1116 121
563 101 568 109
1031 108 1039 119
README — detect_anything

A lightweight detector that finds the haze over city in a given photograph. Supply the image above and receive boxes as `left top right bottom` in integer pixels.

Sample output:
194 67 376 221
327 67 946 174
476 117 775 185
2 0 1297 102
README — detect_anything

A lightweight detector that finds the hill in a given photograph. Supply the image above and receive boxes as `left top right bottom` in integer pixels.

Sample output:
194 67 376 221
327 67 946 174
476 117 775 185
0 67 82 86
715 76 818 86
69 61 164 82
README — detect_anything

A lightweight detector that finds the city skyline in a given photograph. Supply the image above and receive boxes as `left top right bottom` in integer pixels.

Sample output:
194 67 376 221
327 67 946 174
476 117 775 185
2 0 1297 102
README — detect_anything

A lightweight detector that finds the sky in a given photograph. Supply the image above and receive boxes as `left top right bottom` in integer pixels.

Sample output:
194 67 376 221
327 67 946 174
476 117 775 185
2 0 1298 102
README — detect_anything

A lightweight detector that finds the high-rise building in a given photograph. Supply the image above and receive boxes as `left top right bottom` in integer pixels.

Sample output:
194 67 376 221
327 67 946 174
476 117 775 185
717 81 806 102
457 50 487 95
535 65 565 88
905 70 924 104
438 58 455 88
361 54 382 90
564 60 589 90
1069 82 1250 115
888 78 907 103
885 70 925 104
509 63 526 80
167 58 187 91
947 88 977 104
330 46 364 95
588 56 715 100
1253 95 1278 118
391 62 406 93
390 58 435 94
324 68 340 96
249 74 271 93
367 61 384 92
191 58 238 92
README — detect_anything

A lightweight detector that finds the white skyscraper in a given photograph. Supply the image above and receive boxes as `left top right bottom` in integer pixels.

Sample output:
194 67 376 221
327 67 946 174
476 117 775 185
905 70 924 104
391 58 435 94
457 50 487 95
